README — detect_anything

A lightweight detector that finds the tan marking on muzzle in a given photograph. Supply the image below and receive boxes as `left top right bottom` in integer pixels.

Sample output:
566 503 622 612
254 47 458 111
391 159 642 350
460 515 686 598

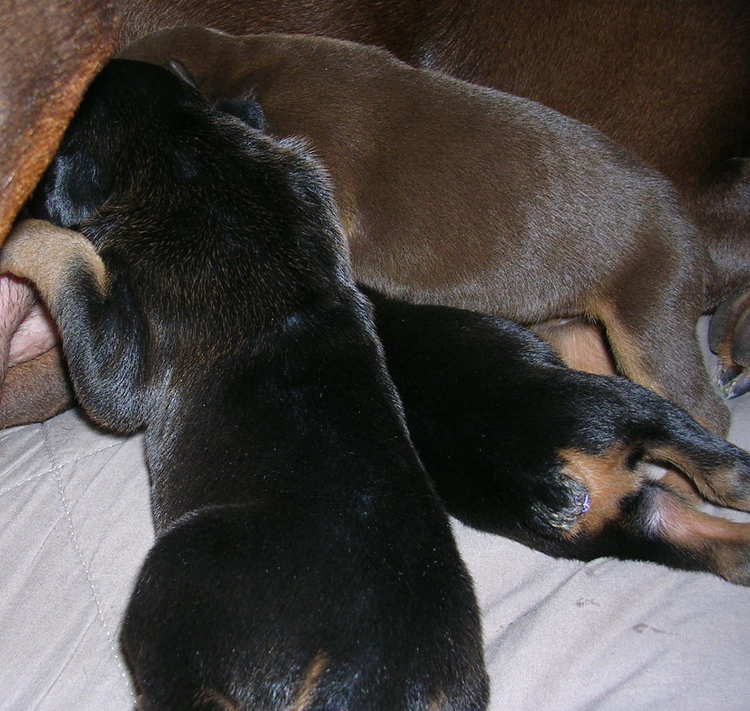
0 219 107 313
561 445 641 537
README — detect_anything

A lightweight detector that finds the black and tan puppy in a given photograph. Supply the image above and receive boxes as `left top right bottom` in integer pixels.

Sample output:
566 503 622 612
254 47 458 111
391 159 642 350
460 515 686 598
1 61 488 710
121 27 731 436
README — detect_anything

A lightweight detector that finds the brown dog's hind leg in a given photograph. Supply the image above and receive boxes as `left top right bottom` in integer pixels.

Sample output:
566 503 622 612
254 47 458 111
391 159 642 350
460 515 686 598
532 318 616 375
595 298 730 435
709 290 750 399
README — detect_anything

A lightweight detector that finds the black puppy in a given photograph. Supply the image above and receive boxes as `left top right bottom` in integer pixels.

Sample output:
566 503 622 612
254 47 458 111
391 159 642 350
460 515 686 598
364 290 750 584
1 61 488 710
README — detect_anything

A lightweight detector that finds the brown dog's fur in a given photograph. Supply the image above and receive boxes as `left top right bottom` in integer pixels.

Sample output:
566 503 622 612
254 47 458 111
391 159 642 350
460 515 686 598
121 27 729 433
3 1 749 264
0 0 119 241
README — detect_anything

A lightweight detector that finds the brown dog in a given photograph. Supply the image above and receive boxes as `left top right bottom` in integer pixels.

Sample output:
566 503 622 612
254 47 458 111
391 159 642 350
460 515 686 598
122 27 729 434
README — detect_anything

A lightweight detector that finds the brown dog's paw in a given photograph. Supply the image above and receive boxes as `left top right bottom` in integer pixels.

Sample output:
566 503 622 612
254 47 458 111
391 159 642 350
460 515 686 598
709 291 750 399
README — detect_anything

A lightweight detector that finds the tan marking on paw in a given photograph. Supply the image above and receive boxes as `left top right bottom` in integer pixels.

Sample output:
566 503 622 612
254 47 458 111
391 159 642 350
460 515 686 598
646 443 749 511
0 219 107 312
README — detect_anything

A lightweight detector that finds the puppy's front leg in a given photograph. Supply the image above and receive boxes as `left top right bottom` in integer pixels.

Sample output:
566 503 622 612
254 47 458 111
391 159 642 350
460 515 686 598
1 219 146 431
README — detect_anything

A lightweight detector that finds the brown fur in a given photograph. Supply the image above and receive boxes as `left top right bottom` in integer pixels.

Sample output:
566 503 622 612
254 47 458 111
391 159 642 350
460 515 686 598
0 0 119 241
4 1 748 266
196 690 241 711
0 221 104 427
561 446 638 537
708 289 750 397
0 221 108 310
288 653 329 711
122 27 728 433
647 443 750 513
561 445 750 585
640 488 750 586
531 319 616 376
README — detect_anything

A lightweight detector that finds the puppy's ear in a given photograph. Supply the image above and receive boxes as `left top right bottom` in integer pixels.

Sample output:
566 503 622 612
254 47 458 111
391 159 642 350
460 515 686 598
167 58 267 131
215 96 267 132
29 148 110 227
167 59 199 89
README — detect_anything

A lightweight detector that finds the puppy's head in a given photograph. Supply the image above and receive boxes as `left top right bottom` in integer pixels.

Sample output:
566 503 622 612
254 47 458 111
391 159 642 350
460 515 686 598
166 58 267 133
30 60 226 227
27 57 352 338
30 59 273 233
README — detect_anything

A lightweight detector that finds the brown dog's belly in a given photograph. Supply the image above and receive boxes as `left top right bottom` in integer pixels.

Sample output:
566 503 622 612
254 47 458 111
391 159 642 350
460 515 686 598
0 276 66 427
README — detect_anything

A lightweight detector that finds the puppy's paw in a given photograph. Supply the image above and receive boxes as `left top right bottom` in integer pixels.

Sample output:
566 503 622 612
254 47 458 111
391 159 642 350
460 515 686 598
0 219 44 278
708 445 750 512
716 363 750 400
709 292 750 399
718 545 750 587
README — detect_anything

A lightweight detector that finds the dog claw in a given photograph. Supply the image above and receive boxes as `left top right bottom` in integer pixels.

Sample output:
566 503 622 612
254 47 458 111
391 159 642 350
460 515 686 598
717 364 750 400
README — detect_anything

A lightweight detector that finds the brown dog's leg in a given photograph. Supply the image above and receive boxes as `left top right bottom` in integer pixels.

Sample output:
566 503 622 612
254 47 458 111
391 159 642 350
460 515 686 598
532 318 616 375
595 296 729 435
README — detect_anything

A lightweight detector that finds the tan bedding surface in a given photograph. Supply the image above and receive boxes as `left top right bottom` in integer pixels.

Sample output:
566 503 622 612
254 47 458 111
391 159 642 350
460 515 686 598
2 321 748 710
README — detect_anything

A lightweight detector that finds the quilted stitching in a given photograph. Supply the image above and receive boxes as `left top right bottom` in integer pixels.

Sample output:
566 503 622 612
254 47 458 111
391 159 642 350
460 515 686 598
40 421 136 703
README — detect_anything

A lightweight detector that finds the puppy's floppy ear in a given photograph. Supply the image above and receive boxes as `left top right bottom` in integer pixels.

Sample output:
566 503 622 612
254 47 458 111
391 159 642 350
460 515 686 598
167 58 267 131
167 59 199 89
29 148 111 227
215 96 267 132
